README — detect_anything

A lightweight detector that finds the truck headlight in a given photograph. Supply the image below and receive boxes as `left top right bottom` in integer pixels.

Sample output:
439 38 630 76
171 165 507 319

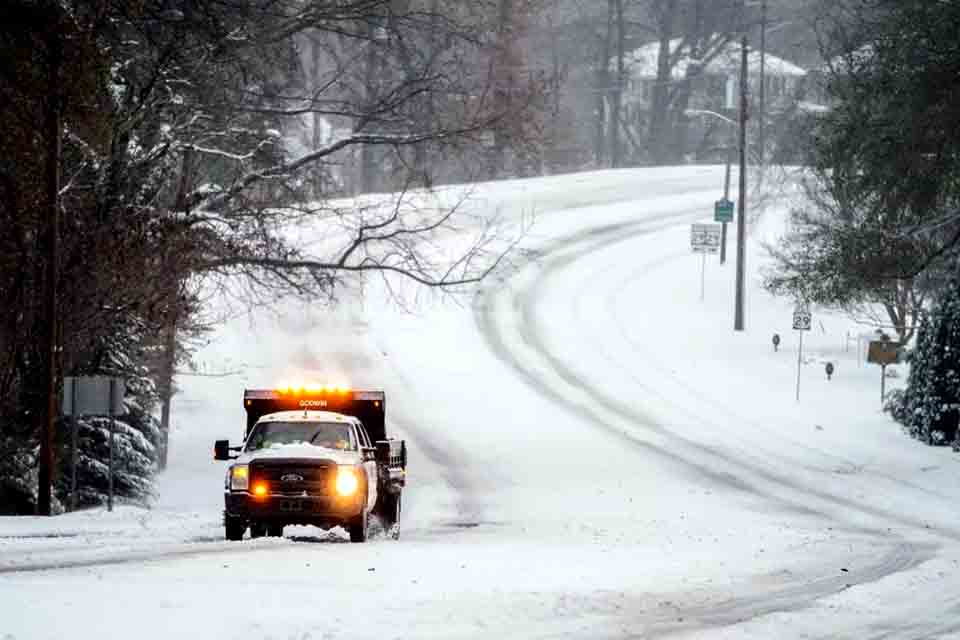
335 466 360 497
230 464 249 491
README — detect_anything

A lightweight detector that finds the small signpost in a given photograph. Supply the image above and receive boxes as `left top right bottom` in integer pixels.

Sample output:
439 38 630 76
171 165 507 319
714 199 734 223
793 305 812 401
714 199 734 264
691 223 721 301
867 340 903 405
62 376 126 512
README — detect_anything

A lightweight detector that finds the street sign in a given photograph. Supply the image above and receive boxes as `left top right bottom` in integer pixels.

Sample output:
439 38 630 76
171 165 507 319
691 223 721 254
714 199 734 223
62 376 126 416
867 340 903 366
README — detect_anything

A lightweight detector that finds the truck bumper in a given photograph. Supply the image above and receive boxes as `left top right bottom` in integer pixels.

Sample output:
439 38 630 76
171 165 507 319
224 491 364 527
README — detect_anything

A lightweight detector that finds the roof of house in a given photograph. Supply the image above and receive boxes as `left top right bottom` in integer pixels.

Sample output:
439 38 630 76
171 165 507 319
623 38 807 79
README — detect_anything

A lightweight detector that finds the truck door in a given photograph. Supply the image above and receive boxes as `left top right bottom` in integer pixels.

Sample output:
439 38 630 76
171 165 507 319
356 422 378 512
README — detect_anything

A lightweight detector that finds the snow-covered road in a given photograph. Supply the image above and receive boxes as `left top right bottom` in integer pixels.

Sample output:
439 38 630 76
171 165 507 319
3 167 960 639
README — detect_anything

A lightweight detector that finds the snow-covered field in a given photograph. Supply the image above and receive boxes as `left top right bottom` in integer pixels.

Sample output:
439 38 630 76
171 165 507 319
2 166 960 639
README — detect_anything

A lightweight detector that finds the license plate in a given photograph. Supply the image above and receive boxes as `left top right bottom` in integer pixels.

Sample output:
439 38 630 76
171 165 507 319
280 500 303 512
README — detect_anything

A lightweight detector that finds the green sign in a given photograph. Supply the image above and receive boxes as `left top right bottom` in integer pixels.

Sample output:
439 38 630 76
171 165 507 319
714 199 734 223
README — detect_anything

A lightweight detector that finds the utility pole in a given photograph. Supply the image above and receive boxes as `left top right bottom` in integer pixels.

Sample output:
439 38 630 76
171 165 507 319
493 0 516 177
721 144 732 265
360 17 377 194
611 0 625 168
38 28 62 516
734 35 748 332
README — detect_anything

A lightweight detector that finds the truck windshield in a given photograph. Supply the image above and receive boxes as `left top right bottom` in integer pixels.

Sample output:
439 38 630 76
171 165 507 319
245 421 356 452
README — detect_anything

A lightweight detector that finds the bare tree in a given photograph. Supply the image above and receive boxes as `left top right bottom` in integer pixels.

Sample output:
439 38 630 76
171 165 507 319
1 0 538 507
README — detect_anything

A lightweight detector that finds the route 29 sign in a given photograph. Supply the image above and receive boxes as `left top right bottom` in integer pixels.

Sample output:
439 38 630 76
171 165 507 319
792 307 812 331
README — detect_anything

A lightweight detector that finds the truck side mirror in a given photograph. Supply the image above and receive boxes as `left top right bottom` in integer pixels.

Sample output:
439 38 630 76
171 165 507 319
361 446 376 462
214 440 233 461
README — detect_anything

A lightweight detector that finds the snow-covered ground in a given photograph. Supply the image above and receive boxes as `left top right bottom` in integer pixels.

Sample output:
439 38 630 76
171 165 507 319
2 166 960 640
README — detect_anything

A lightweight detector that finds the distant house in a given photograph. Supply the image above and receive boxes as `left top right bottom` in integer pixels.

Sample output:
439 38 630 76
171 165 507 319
614 38 811 162
621 37 808 119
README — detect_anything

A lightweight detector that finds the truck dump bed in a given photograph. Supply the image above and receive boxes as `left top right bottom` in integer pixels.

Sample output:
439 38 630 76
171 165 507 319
243 388 387 442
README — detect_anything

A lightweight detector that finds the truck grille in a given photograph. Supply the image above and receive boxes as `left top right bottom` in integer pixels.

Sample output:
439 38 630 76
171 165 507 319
250 460 333 496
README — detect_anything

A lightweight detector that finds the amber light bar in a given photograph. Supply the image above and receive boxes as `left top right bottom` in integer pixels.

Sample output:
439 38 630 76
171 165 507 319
275 382 351 394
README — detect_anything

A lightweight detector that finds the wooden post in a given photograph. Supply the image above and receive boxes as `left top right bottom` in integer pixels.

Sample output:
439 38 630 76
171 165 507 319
733 35 748 331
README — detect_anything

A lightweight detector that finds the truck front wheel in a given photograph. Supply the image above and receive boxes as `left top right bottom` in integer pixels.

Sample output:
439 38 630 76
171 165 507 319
348 510 368 543
225 517 246 541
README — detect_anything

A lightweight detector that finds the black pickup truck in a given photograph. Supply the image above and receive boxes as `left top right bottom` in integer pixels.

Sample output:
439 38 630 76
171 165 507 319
214 388 406 542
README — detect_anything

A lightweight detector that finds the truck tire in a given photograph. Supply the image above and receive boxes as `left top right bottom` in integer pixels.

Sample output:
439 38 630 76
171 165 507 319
225 518 246 541
249 522 266 539
376 493 401 539
348 510 368 543
267 524 284 538
391 494 401 540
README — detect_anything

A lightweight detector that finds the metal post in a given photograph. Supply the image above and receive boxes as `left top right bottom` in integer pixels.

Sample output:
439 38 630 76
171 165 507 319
796 329 803 402
700 252 706 301
881 364 887 405
721 146 732 264
108 378 115 512
734 35 749 332
70 380 78 512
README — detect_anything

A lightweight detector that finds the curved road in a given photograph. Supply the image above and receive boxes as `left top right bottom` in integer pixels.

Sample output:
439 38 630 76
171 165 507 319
473 199 959 637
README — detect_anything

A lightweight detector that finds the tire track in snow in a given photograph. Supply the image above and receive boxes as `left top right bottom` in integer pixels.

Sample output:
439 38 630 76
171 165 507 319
0 537 300 575
375 339 492 533
474 209 951 634
615 540 927 639
477 211 960 541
